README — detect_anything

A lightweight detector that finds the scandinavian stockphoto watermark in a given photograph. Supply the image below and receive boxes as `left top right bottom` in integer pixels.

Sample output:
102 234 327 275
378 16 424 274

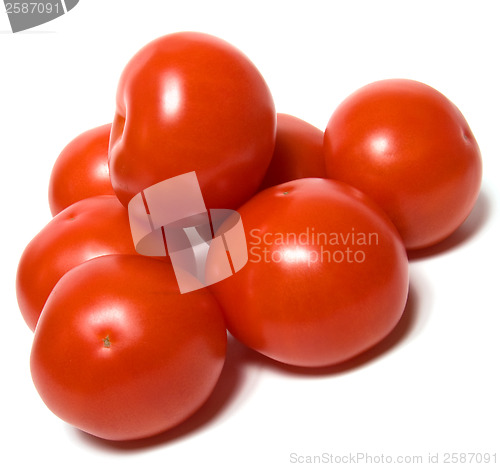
127 172 382 292
3 0 79 33
127 172 248 294
249 227 380 266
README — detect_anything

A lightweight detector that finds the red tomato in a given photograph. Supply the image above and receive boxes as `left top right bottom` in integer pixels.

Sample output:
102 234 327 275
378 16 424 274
48 124 114 216
16 195 137 331
30 254 227 441
324 79 482 250
259 113 326 190
210 178 409 368
109 31 276 210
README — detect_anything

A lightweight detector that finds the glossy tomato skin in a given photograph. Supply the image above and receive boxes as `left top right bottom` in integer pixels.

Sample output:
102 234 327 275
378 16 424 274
49 124 114 216
259 113 326 190
109 31 276 210
16 195 137 331
30 255 227 441
324 79 482 250
210 178 409 368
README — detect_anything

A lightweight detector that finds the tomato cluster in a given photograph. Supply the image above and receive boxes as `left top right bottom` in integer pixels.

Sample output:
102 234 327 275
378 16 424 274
16 32 482 441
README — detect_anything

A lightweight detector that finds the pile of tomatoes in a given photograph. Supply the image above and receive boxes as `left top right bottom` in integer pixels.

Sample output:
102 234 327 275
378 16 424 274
16 32 482 441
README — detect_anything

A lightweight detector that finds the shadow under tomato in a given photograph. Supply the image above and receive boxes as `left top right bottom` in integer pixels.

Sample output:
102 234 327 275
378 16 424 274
72 333 263 451
408 189 491 261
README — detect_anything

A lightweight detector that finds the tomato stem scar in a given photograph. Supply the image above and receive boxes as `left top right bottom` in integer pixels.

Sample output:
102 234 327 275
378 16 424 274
102 335 111 348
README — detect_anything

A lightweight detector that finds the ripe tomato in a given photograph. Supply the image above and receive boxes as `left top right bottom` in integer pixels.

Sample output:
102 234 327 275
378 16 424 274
30 254 227 441
324 79 482 250
48 123 114 216
109 31 276 211
16 195 137 331
259 113 326 190
210 178 409 368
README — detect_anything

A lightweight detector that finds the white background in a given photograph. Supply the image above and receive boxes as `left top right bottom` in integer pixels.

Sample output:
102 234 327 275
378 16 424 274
1 1 499 466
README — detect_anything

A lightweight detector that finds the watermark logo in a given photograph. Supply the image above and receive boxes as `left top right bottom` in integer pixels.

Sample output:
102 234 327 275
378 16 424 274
128 172 248 294
249 227 379 266
3 1 79 33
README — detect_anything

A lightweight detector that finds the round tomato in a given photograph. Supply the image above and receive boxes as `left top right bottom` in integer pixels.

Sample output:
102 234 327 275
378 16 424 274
48 124 114 216
16 195 137 331
30 254 227 441
324 79 482 250
109 31 276 210
210 178 409 368
259 113 326 190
